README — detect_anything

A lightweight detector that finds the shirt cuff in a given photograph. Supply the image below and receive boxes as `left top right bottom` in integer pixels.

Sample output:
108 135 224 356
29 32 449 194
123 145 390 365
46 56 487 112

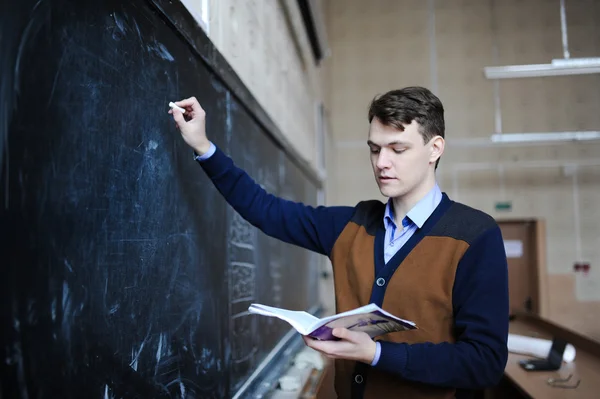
370 341 382 366
193 142 216 161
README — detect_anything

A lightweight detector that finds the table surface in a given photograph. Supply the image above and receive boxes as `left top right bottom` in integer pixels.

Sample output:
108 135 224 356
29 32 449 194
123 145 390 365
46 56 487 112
505 319 600 398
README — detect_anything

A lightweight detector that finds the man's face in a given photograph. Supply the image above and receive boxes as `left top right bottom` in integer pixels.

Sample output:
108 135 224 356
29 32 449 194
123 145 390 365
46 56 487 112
367 118 438 199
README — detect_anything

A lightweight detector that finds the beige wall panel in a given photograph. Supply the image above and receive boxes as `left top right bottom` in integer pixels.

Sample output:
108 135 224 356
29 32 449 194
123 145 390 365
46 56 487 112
326 0 600 335
577 166 600 301
547 274 600 342
332 147 383 206
207 0 323 167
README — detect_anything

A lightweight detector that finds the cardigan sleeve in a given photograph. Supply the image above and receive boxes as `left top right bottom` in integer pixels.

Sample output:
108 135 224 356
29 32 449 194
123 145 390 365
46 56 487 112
197 145 355 257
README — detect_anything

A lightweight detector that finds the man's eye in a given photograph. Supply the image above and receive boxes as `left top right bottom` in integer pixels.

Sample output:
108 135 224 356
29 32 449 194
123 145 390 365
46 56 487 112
393 149 406 154
370 148 380 154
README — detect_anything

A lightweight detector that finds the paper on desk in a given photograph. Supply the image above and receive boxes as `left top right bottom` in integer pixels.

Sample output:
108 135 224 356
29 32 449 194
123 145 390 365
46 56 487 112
507 333 576 363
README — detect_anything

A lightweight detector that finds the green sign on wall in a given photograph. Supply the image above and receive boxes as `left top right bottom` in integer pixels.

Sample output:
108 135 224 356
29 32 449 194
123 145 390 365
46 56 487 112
495 201 512 211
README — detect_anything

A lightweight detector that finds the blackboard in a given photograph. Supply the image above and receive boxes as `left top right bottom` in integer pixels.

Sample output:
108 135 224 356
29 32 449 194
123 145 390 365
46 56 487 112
0 0 322 397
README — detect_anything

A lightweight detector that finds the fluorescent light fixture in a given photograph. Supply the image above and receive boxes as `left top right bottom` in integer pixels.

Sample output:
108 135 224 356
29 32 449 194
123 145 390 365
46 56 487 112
551 57 600 67
484 57 600 79
485 2 600 79
491 131 600 143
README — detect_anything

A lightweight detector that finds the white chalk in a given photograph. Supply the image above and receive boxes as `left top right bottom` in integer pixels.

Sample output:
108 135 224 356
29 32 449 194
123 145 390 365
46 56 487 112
169 102 185 113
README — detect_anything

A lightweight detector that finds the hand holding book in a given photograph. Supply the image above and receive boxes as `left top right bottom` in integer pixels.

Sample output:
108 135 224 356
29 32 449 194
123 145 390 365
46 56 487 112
248 303 417 364
302 326 380 364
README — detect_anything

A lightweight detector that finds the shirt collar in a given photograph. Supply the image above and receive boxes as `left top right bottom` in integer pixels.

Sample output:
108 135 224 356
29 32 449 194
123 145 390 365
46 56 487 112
383 184 442 229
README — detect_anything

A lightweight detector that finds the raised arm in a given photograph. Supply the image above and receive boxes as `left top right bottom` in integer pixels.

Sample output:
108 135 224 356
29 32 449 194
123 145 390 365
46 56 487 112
169 97 354 256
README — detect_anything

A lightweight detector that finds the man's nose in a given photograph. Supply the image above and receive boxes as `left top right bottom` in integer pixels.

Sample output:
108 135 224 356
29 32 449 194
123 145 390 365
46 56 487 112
376 150 391 169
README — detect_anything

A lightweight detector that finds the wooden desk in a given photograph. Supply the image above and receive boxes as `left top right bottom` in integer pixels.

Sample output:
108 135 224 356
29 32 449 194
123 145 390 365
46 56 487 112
497 315 600 399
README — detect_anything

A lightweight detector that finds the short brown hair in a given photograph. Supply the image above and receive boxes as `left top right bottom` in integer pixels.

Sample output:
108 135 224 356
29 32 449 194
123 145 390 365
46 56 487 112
368 86 445 167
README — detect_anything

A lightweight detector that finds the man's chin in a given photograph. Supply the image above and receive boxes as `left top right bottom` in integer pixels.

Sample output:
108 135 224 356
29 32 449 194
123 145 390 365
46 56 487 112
378 186 403 199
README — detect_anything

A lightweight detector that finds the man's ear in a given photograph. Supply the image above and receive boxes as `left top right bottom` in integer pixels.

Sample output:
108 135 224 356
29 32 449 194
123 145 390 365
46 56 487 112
430 136 445 164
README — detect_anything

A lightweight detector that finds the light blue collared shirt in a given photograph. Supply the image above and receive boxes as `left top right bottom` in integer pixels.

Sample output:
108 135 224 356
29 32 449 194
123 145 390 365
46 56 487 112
371 183 442 366
383 183 443 264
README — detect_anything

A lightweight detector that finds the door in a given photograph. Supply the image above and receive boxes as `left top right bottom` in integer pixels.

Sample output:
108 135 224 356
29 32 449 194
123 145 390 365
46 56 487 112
497 220 539 316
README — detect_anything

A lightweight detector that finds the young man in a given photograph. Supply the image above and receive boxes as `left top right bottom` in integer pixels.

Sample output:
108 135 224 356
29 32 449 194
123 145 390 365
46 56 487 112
169 87 509 399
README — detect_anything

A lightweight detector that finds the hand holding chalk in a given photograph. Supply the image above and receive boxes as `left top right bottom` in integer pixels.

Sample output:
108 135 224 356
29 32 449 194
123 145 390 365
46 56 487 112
169 102 186 113
169 96 211 155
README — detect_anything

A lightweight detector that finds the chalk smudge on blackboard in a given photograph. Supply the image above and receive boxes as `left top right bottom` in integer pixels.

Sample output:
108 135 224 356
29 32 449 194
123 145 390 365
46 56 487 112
147 41 174 62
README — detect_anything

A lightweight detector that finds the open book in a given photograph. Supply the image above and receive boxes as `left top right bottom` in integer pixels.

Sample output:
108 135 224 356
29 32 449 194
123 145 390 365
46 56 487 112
248 303 417 341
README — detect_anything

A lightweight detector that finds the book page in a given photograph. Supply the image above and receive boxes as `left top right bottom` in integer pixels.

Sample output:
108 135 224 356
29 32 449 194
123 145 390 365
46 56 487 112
309 311 415 340
316 303 380 325
248 304 319 334
315 303 415 328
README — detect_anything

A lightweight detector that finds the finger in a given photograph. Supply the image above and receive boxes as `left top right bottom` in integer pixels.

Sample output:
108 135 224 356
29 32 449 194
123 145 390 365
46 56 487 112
332 328 348 340
171 108 186 127
174 98 193 107
303 336 318 348
176 96 204 115
307 339 335 355
304 337 322 350
334 328 364 343
306 340 335 359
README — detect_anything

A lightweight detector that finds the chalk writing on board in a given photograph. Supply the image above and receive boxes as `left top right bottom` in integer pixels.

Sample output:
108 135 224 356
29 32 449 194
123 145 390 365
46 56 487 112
228 212 256 304
269 257 282 307
231 312 257 363
229 211 254 248
230 261 255 302
227 207 258 373
256 163 283 307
